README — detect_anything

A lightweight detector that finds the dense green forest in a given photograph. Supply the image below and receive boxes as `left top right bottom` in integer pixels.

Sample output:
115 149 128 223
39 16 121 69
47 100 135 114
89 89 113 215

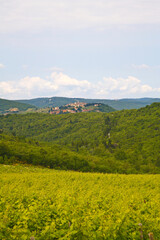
0 102 160 173
16 96 160 110
0 98 36 114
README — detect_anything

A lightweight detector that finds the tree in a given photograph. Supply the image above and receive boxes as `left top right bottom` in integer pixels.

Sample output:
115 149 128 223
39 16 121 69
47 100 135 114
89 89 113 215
0 142 10 160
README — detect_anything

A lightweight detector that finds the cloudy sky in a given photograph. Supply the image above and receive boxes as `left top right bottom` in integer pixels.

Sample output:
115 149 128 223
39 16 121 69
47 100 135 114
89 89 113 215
0 0 160 99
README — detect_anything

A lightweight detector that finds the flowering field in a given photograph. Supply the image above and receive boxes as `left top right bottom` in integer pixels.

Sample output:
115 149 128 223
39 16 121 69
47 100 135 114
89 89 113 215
0 165 160 240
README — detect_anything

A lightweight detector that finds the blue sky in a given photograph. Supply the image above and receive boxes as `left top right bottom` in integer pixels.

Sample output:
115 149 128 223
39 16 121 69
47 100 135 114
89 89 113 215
0 0 160 99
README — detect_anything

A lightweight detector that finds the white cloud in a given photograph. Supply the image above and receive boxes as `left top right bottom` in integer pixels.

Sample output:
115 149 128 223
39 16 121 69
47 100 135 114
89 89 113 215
0 81 18 94
46 67 64 72
0 0 160 34
50 72 91 88
0 73 160 99
0 72 91 99
132 64 150 69
0 63 5 68
132 64 160 70
96 76 160 98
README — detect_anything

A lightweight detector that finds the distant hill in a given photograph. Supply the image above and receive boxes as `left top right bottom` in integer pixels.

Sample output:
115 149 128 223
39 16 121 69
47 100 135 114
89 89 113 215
50 102 115 114
0 98 36 114
16 97 160 110
0 102 160 173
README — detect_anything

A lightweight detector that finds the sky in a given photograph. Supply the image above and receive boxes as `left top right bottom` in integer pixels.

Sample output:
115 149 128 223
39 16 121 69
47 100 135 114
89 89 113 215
0 0 160 100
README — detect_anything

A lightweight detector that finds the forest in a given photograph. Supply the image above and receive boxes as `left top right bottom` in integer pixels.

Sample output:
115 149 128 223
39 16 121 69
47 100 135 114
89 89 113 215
0 98 35 114
0 102 160 174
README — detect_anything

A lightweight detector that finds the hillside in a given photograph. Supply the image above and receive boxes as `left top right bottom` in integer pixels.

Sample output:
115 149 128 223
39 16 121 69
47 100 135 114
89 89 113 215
16 96 160 110
51 102 115 114
0 134 90 171
21 102 115 114
0 102 160 173
0 98 36 114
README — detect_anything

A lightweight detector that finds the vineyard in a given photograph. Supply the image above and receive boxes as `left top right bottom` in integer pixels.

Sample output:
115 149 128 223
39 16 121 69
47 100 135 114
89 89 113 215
0 164 160 239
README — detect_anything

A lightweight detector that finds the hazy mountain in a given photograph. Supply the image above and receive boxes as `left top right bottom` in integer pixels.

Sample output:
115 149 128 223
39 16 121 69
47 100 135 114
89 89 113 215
16 97 160 110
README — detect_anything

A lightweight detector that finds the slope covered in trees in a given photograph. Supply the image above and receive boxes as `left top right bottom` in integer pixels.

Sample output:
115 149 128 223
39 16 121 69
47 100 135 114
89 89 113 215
0 134 90 171
0 102 160 173
0 98 36 114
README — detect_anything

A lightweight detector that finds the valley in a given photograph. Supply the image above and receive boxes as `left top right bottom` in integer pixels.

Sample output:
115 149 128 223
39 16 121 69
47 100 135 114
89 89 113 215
0 102 160 174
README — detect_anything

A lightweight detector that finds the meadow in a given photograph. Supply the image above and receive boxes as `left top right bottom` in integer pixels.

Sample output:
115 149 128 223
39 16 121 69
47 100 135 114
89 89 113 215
0 164 160 239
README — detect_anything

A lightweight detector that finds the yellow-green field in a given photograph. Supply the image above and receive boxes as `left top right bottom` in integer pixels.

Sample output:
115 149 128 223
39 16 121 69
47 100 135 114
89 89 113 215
0 165 160 240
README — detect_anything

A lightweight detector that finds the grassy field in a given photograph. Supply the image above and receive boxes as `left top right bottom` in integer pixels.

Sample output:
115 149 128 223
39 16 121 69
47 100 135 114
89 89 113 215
0 165 160 239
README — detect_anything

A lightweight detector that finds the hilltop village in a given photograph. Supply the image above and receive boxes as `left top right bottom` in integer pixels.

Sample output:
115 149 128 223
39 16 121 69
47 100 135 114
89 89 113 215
0 101 115 115
49 102 103 114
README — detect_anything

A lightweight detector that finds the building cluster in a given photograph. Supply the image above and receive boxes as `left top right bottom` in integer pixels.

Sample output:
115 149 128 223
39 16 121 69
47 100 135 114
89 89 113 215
49 102 99 115
4 108 19 115
65 102 87 107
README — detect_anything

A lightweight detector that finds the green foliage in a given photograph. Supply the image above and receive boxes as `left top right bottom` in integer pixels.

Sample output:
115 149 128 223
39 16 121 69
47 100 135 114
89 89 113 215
0 142 10 160
0 98 36 114
0 134 91 172
0 102 160 173
0 164 160 239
